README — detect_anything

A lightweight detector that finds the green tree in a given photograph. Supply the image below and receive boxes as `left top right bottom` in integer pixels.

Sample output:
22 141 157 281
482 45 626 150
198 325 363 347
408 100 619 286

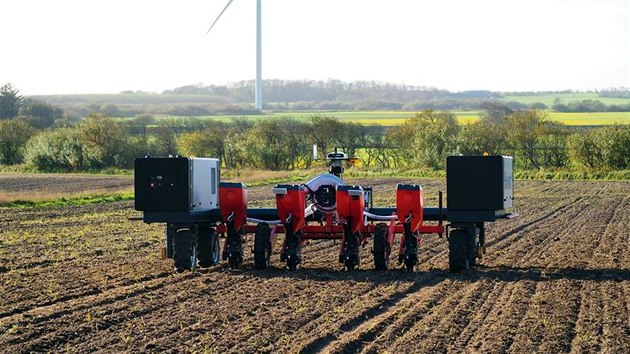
480 101 513 124
386 121 416 167
363 130 392 168
568 125 630 170
19 99 64 129
242 118 308 170
458 121 507 155
0 119 35 164
336 122 366 159
77 113 126 167
0 83 23 119
538 122 569 168
153 123 178 156
598 124 630 169
310 115 344 157
177 121 229 163
505 109 548 169
24 128 97 171
402 110 459 169
567 129 605 169
131 114 156 139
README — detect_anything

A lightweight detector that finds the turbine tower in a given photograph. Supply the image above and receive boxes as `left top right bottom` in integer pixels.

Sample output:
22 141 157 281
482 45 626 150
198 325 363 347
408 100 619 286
207 0 263 110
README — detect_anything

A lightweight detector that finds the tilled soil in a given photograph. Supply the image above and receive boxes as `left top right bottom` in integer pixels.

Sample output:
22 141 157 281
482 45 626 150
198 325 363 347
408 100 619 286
0 173 133 199
0 178 629 353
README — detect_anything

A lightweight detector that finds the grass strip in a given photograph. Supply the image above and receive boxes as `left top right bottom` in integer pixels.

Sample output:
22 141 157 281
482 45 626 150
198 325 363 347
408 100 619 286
0 192 135 209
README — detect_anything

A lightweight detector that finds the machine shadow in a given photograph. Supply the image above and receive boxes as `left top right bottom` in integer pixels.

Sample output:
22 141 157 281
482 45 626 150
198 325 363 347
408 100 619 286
469 265 630 283
213 264 630 285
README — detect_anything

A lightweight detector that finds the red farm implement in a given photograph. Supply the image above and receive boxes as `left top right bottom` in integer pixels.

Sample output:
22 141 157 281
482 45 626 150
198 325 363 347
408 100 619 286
134 151 516 273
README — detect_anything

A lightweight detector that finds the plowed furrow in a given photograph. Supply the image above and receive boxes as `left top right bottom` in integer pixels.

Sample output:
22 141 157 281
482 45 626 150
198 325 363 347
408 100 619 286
538 195 625 269
296 272 448 353
324 277 461 353
486 196 583 249
3 271 261 351
140 277 383 353
569 281 603 353
448 279 510 350
535 281 582 353
385 280 493 352
362 278 496 353
486 199 589 268
0 269 171 321
469 280 537 353
507 280 581 353
599 281 630 353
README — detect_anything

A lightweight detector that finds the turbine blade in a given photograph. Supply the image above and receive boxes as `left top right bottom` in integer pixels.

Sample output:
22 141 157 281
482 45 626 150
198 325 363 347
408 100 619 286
206 0 236 35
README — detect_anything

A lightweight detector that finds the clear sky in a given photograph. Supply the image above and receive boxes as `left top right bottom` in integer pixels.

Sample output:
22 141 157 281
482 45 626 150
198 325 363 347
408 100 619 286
1 0 628 95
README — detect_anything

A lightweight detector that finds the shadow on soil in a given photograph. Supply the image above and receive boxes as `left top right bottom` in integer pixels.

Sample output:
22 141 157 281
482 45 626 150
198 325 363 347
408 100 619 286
199 263 630 285
471 265 630 282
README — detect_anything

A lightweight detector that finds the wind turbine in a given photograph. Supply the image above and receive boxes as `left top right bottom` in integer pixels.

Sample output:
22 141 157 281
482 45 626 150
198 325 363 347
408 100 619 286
207 0 263 110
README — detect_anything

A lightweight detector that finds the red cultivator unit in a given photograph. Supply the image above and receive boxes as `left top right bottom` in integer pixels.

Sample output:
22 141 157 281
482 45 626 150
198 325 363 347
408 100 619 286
134 151 516 273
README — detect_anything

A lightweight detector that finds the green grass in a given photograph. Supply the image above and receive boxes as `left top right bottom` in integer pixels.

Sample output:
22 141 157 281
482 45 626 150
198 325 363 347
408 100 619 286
0 164 132 175
514 169 630 181
347 167 630 181
0 192 135 208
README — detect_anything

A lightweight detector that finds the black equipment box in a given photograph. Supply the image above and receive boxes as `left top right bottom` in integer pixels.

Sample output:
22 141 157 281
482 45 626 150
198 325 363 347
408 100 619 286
446 156 513 212
134 157 220 213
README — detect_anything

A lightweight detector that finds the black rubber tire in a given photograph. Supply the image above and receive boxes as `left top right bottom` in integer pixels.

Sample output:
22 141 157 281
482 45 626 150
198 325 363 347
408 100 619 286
254 223 272 270
198 227 219 267
373 223 389 271
173 229 196 272
449 228 472 272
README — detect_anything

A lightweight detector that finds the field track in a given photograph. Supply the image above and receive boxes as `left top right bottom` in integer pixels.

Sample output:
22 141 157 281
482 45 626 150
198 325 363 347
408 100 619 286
1 177 629 353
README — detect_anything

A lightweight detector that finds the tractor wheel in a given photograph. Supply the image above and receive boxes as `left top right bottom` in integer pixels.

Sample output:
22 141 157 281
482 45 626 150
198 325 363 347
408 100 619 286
373 223 389 271
254 223 272 270
198 227 219 267
173 229 196 272
448 228 473 272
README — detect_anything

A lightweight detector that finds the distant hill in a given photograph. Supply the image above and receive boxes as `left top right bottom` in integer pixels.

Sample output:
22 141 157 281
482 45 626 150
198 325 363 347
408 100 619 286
31 79 630 118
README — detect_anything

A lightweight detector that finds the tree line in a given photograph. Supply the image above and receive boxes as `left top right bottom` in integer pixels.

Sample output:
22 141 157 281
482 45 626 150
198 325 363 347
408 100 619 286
1 83 629 172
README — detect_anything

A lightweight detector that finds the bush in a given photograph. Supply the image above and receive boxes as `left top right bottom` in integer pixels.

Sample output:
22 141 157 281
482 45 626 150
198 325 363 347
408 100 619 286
458 121 507 155
24 128 99 171
568 125 630 170
0 119 35 164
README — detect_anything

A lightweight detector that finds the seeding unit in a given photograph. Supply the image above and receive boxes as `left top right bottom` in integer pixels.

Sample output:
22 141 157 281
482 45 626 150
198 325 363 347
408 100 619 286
134 152 515 272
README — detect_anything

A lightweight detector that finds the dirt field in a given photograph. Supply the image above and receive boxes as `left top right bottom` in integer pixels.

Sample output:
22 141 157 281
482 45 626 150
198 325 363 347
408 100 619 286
0 173 133 202
1 176 629 353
